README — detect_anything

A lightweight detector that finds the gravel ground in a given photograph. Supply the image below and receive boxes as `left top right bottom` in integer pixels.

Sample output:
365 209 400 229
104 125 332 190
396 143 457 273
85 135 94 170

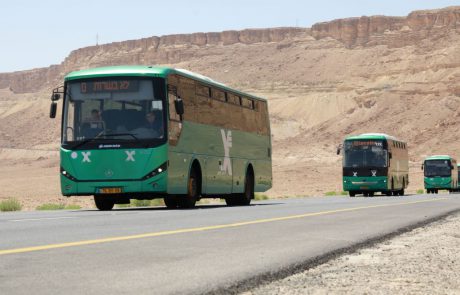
243 212 460 295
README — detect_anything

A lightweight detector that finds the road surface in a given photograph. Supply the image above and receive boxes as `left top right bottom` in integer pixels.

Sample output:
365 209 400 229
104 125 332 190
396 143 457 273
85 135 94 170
1 194 459 294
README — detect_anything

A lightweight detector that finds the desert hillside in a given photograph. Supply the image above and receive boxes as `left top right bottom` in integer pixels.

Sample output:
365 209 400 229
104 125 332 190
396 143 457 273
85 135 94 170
0 6 459 206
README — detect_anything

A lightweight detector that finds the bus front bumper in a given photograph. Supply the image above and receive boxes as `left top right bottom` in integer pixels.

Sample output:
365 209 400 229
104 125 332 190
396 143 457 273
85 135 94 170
424 178 451 190
60 173 167 196
343 176 388 192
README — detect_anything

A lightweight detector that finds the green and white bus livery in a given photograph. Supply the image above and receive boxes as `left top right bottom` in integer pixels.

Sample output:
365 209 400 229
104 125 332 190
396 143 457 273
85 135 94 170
338 133 409 197
422 155 458 194
50 66 272 210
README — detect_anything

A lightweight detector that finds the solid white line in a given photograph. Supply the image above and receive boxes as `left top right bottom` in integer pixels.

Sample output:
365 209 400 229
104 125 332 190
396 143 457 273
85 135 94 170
8 216 78 222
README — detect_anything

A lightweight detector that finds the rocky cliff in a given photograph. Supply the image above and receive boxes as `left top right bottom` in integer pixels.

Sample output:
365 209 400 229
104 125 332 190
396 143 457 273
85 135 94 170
1 6 459 94
0 27 306 94
311 6 460 47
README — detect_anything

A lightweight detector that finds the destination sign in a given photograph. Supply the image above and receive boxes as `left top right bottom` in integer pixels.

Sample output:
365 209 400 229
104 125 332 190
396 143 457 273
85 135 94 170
80 80 139 93
351 141 383 147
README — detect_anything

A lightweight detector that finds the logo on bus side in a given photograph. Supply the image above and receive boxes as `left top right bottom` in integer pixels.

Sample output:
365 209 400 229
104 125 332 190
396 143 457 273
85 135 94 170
220 129 232 176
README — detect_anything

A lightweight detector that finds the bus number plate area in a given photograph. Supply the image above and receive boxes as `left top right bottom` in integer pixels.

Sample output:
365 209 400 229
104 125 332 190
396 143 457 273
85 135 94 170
360 186 369 189
98 187 122 194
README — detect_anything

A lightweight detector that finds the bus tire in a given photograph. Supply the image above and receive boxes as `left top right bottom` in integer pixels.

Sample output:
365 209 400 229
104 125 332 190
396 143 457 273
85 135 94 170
164 196 178 209
369 192 374 197
94 195 115 211
349 191 356 197
399 189 405 196
226 167 254 206
385 191 392 196
178 166 200 209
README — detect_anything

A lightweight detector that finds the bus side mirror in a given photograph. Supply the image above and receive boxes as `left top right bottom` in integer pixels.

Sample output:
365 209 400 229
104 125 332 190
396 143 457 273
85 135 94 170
51 93 61 101
50 102 57 118
174 97 184 116
389 152 392 159
421 164 424 171
336 144 342 155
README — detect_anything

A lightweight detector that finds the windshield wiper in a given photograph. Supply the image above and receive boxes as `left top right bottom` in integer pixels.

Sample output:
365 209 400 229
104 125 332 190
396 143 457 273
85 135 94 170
70 133 140 149
102 133 140 141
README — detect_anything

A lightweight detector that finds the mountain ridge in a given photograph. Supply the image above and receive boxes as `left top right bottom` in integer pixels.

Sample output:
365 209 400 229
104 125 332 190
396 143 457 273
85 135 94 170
1 6 459 94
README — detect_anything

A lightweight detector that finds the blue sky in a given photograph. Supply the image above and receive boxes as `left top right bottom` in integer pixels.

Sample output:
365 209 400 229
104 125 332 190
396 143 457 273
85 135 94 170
0 0 459 72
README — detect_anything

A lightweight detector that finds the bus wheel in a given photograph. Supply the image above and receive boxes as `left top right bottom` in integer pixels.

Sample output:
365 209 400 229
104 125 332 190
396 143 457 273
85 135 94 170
94 195 115 211
226 169 254 206
385 191 392 196
399 189 405 196
369 192 374 197
178 168 199 209
349 191 356 197
240 170 254 205
164 196 178 209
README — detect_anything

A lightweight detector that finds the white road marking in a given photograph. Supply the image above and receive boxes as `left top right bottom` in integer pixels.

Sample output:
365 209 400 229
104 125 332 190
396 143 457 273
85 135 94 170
8 217 78 222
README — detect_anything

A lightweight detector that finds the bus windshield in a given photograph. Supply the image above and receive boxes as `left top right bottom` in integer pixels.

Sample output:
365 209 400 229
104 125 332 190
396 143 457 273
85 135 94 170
424 160 452 177
63 79 165 147
343 140 388 168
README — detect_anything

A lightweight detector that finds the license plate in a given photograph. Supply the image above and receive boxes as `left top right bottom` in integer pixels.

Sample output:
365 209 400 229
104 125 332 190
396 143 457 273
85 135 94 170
360 186 369 189
98 187 122 194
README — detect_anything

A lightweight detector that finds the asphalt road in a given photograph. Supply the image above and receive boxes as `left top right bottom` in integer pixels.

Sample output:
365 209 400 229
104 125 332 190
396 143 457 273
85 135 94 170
1 194 460 294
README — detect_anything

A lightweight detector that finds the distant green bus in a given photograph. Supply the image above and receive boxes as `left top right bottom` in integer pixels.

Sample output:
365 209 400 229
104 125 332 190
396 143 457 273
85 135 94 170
50 66 272 210
338 133 409 197
422 155 458 194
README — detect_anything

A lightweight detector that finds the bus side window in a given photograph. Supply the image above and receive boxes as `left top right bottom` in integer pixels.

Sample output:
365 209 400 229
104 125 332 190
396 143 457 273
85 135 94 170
167 83 183 146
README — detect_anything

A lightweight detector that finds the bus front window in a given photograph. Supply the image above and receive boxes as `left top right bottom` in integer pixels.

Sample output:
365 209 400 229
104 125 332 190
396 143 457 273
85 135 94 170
63 79 165 147
424 160 451 177
344 141 388 168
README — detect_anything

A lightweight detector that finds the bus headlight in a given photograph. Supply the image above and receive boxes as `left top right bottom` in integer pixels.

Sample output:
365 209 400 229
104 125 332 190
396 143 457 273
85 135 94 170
60 167 77 181
141 162 168 180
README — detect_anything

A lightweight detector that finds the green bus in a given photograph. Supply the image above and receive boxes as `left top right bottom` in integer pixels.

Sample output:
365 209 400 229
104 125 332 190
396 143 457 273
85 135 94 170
49 66 272 210
338 133 409 197
422 155 458 194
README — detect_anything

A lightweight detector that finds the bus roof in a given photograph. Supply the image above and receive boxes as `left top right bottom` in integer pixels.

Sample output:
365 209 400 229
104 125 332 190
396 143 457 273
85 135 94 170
344 133 401 142
424 155 455 161
64 65 266 102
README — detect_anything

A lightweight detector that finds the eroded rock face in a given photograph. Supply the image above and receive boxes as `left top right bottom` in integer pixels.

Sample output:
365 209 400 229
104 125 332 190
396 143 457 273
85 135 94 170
0 27 305 93
0 6 459 94
311 6 460 47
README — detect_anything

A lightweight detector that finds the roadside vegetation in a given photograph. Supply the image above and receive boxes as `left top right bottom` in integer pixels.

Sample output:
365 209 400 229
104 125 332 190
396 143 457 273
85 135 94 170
116 199 165 208
0 198 22 212
254 193 269 200
325 191 348 196
36 203 82 210
416 189 425 194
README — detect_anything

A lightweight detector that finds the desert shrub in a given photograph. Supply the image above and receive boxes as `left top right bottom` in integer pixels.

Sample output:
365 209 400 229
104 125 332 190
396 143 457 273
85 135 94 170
130 199 152 207
36 203 65 210
324 191 338 196
0 198 22 212
254 193 269 200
